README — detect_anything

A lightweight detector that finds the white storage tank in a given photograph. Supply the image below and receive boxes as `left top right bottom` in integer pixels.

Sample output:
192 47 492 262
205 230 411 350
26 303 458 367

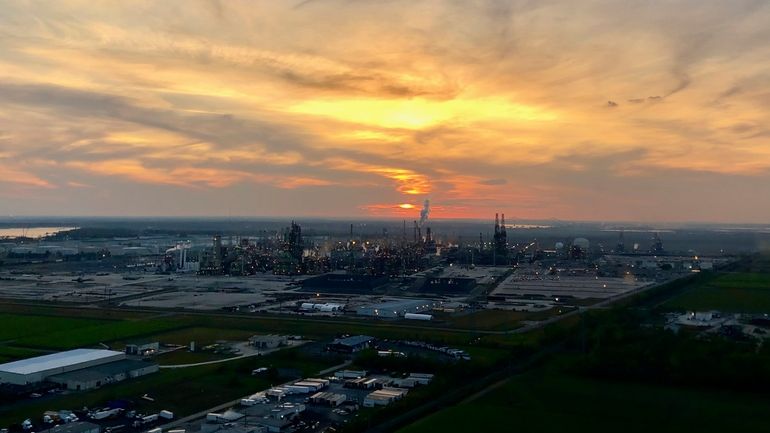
404 313 433 321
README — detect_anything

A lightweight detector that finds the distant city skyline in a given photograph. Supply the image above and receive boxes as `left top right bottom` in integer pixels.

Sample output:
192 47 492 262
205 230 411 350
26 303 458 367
1 1 770 222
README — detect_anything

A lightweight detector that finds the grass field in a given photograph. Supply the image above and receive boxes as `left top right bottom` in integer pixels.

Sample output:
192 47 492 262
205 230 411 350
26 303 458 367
439 310 528 331
145 326 256 347
398 368 770 433
663 272 770 313
0 314 109 342
440 308 563 331
15 318 187 349
156 348 237 365
0 346 47 363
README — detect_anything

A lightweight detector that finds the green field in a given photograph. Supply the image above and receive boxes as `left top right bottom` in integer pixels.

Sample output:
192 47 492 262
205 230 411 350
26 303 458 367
0 314 109 342
439 308 564 331
0 346 47 363
15 318 187 349
664 272 770 313
398 369 770 433
156 348 237 365
146 326 256 347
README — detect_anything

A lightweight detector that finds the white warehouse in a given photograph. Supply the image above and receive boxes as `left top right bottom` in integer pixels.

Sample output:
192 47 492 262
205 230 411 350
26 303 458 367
0 349 126 386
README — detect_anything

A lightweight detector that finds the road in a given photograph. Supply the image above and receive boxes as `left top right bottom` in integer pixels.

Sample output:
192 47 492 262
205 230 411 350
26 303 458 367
160 342 308 369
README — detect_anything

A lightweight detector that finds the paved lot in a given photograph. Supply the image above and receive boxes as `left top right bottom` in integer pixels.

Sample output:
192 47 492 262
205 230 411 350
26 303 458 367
492 273 646 300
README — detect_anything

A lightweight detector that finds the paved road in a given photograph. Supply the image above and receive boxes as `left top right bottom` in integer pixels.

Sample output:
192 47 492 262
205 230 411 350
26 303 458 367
160 342 307 369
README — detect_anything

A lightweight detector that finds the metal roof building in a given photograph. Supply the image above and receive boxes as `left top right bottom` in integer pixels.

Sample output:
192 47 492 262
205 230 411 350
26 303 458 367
49 359 159 391
50 422 100 433
326 335 375 353
0 349 126 386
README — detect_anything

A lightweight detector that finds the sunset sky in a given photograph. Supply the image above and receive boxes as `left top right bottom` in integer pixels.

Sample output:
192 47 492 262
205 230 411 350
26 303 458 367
1 0 770 222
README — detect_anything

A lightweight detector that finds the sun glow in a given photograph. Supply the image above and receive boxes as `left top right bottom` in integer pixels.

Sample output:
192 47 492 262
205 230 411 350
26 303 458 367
287 97 556 130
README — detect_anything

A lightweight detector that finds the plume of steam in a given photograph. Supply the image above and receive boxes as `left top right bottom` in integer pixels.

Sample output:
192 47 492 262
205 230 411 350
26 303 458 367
419 199 430 226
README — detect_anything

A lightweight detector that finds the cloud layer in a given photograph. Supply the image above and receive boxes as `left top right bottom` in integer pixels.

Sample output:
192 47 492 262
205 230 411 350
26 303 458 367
1 0 770 222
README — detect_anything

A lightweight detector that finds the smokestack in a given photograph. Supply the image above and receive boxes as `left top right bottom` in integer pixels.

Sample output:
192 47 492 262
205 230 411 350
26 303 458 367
413 221 419 243
419 199 431 226
495 213 499 234
501 214 506 230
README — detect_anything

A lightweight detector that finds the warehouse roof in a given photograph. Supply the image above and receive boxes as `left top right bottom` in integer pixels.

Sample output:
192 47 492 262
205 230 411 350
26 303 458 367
331 335 374 347
50 422 100 433
0 349 124 375
49 359 155 383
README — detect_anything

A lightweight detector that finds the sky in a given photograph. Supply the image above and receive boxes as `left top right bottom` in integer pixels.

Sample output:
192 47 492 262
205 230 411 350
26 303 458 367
1 0 770 222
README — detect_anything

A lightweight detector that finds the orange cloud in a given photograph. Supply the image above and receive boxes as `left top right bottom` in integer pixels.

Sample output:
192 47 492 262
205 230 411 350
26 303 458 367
278 177 335 189
0 165 54 189
67 160 265 188
3 2 770 221
322 158 432 196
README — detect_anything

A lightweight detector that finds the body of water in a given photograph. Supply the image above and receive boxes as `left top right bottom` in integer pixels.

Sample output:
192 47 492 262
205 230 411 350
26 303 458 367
0 227 78 238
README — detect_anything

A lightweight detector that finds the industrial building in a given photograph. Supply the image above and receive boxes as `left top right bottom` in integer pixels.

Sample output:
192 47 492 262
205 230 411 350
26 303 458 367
0 348 158 390
334 369 367 379
0 349 126 386
363 387 409 407
357 299 436 318
393 373 434 388
49 359 159 390
309 391 347 407
326 336 374 353
249 334 287 349
299 302 344 312
125 341 159 356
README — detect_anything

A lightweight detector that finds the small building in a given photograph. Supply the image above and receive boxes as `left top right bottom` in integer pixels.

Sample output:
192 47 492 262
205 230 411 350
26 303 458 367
299 303 344 312
293 380 327 391
50 422 100 433
394 373 433 387
125 341 159 356
326 335 374 353
334 370 367 379
206 409 245 423
363 387 408 407
407 373 434 385
257 403 305 433
309 391 347 407
300 377 329 388
344 377 379 390
249 335 287 350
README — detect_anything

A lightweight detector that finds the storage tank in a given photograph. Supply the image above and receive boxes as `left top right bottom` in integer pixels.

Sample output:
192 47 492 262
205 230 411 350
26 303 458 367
404 313 433 321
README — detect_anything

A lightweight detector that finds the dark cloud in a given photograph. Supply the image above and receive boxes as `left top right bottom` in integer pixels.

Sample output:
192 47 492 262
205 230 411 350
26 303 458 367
0 82 320 158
